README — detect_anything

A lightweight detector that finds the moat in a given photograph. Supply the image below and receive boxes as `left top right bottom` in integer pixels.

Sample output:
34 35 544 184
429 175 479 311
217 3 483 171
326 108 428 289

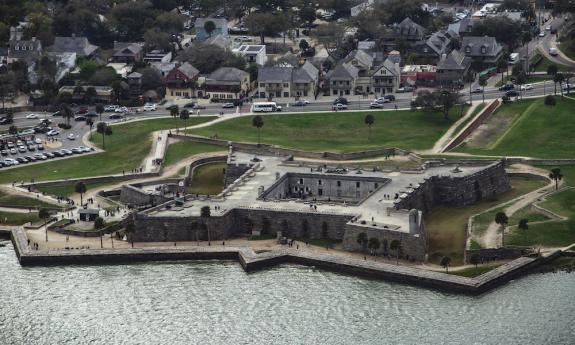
1 243 573 345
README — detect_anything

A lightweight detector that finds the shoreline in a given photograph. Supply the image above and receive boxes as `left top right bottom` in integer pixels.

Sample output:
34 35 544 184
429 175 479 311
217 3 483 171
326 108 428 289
1 227 569 296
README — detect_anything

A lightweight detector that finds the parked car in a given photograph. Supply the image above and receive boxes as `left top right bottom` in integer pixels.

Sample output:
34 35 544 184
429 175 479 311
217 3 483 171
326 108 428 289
396 86 414 93
333 97 348 105
222 103 235 108
34 138 42 144
86 111 98 118
37 144 44 151
76 107 88 115
74 116 87 121
27 145 35 152
26 113 39 119
3 158 19 166
61 149 73 155
332 103 348 110
109 114 124 120
383 95 396 101
506 90 519 97
67 133 76 140
104 105 119 112
45 152 55 158
18 146 26 153
471 87 483 93
539 31 545 37
369 101 385 109
46 130 60 136
16 157 28 164
34 153 47 160
143 103 157 111
499 84 515 91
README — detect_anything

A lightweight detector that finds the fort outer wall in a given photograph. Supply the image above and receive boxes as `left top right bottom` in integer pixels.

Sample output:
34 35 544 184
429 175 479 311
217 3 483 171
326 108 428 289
393 161 510 212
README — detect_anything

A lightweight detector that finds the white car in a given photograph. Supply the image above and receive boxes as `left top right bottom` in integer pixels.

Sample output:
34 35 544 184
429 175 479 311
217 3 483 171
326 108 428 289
104 105 119 112
34 153 47 160
520 84 533 91
117 106 129 113
562 83 575 90
539 31 545 37
375 97 389 103
143 103 157 111
545 25 551 31
46 130 60 136
67 133 76 140
26 113 39 119
3 158 19 166
35 138 42 144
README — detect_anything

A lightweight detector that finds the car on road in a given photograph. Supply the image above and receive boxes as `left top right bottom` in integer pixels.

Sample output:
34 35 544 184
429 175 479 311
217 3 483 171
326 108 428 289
51 111 61 117
549 47 558 56
109 114 124 120
26 113 39 119
369 101 385 109
545 25 551 31
506 90 519 97
143 103 157 111
183 102 196 109
520 84 533 91
499 83 515 91
67 133 76 140
0 117 13 125
471 87 483 93
539 31 545 37
293 100 310 106
383 95 396 102
105 105 119 112
332 103 348 110
396 86 414 93
38 119 52 126
562 83 575 90
34 138 42 144
46 130 60 136
192 104 206 110
222 103 235 108
333 97 348 105
75 116 87 121
165 104 179 111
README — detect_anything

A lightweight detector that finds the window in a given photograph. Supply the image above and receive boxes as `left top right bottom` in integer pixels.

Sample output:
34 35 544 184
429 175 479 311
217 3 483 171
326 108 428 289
318 188 323 196
259 83 264 87
356 182 360 188
337 190 342 197
465 46 471 53
374 183 379 188
318 180 322 186
299 178 304 184
480 46 486 54
283 83 288 87
337 181 341 187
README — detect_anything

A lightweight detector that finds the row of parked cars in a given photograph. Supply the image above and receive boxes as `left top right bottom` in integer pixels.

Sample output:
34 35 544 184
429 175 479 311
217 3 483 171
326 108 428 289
0 146 94 168
1 138 44 156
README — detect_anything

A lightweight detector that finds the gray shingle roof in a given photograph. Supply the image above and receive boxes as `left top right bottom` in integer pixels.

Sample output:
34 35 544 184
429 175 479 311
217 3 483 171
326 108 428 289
177 62 200 79
326 63 359 81
437 50 471 70
207 67 248 83
258 66 293 82
461 36 502 57
51 36 98 57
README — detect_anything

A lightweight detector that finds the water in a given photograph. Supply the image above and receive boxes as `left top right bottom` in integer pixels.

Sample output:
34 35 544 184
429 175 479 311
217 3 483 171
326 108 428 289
1 242 574 345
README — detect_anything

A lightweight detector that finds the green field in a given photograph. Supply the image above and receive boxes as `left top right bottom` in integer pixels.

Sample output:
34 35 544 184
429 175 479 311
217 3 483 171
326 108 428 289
494 75 550 87
533 54 574 73
35 182 114 198
0 117 214 185
187 162 226 196
425 177 547 265
0 211 40 226
505 165 575 247
163 141 226 167
0 191 63 209
187 108 465 152
451 103 486 137
455 98 575 158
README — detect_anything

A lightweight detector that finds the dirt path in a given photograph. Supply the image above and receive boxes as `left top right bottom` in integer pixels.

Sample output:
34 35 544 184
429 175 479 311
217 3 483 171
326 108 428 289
480 165 557 248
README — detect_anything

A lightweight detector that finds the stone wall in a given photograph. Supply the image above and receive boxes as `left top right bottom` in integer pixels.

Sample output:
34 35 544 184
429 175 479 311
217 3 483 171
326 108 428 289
120 185 170 207
443 99 500 152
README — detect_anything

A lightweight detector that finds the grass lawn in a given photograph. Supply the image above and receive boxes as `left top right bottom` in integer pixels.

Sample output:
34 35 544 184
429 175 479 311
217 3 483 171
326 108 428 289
494 75 550 87
187 108 465 152
451 103 485 137
187 162 226 195
163 141 226 167
0 117 214 185
447 263 503 277
0 191 63 209
0 211 40 225
455 98 575 159
426 177 547 265
533 54 574 73
35 182 114 198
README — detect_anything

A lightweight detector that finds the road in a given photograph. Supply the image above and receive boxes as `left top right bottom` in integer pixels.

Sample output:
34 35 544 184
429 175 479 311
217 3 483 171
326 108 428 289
536 16 575 68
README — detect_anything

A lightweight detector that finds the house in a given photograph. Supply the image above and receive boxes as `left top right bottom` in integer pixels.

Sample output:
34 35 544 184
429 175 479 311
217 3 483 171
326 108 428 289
58 86 114 103
436 50 472 86
401 65 437 86
448 18 474 37
351 0 391 17
257 61 319 99
233 45 267 66
392 17 426 42
106 63 132 78
164 62 200 100
372 59 401 95
150 62 177 77
143 50 172 64
344 50 374 94
50 36 98 57
195 18 228 42
127 72 142 95
415 31 457 63
111 42 143 64
205 67 250 101
461 36 503 65
357 40 376 51
202 34 231 49
8 37 42 63
326 63 359 96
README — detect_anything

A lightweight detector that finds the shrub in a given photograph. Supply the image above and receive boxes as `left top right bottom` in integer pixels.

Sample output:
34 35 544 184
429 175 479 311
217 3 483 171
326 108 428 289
544 95 556 106
57 123 72 129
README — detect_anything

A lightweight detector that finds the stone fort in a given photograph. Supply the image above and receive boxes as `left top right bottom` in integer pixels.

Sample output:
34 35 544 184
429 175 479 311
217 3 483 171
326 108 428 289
124 148 510 262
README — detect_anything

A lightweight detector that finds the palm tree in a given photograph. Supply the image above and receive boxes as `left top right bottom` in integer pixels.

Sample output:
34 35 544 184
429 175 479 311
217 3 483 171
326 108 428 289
170 105 179 132
201 205 211 246
364 114 374 140
8 125 18 135
549 168 563 190
469 253 480 268
478 76 487 103
495 212 509 247
440 256 451 272
356 232 368 252
125 220 135 248
75 181 87 205
61 103 73 127
204 20 216 38
38 208 51 242
252 115 264 146
390 239 401 264
554 73 565 96
368 237 380 255
497 59 508 85
547 64 558 77
518 218 529 231
95 216 105 248
86 118 94 139
180 109 190 131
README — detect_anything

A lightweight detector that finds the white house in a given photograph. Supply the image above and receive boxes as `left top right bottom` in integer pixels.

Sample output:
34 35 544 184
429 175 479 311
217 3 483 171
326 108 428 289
233 45 267 66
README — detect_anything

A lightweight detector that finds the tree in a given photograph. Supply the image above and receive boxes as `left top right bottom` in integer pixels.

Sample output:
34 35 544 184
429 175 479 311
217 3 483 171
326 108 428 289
8 125 18 135
299 39 310 52
125 219 135 248
440 256 452 272
140 67 164 92
547 64 558 76
201 205 211 245
495 212 509 247
178 44 246 74
469 253 480 268
390 239 401 264
245 12 287 45
549 168 563 191
544 95 556 107
75 181 87 205
368 237 380 255
478 76 488 103
61 104 73 127
252 115 264 146
356 232 368 252
85 86 97 105
515 72 526 99
95 216 105 248
203 20 216 37
518 218 529 231
86 118 94 139
364 114 374 140
39 208 51 242
180 109 190 130
554 73 565 96
170 105 179 131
